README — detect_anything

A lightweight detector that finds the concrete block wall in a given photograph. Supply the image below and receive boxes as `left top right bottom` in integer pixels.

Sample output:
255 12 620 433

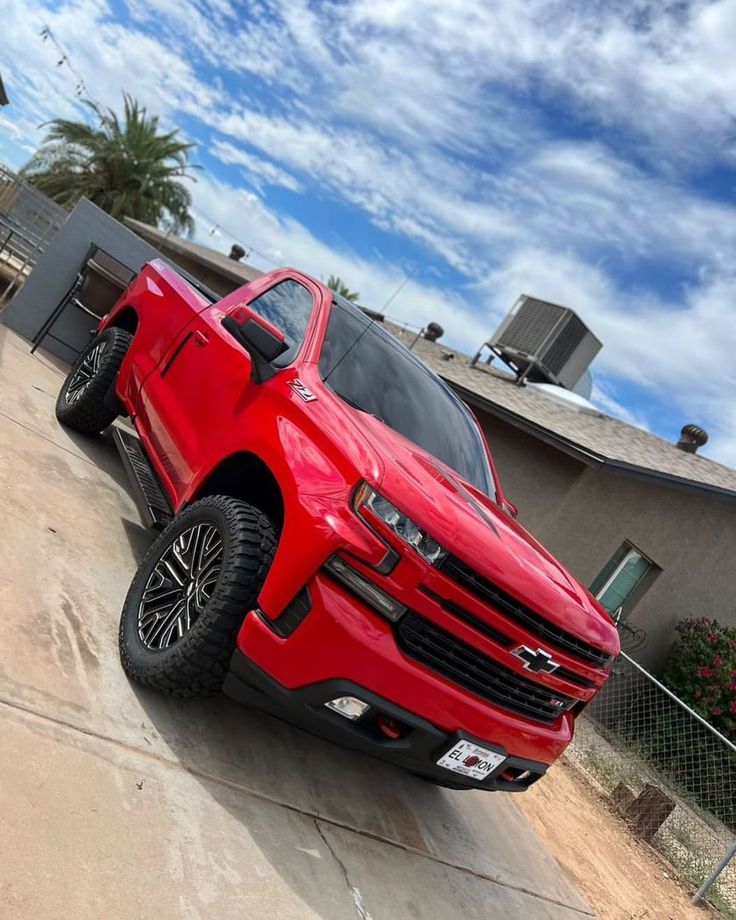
1 198 163 363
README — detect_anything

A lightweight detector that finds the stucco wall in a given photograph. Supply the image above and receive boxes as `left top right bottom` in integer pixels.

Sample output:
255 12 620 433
537 468 736 667
476 411 586 534
473 406 736 668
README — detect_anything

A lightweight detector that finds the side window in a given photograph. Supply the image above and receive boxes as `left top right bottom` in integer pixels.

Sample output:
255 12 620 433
248 279 314 364
590 542 656 617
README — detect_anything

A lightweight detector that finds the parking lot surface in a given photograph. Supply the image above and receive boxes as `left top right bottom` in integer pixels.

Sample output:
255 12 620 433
0 326 594 919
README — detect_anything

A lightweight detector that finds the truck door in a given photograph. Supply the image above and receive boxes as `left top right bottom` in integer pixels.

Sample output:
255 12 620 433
138 274 319 504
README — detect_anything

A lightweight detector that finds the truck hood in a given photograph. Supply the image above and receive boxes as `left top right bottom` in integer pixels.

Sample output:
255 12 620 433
353 413 619 656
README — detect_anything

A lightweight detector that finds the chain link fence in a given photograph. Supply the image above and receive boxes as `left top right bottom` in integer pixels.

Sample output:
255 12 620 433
568 649 736 916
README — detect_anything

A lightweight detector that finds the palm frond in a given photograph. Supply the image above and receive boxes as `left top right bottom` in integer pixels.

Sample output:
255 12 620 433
326 274 360 302
22 93 197 235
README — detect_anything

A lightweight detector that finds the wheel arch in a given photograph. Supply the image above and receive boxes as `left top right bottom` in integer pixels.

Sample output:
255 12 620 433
191 452 285 531
107 305 139 336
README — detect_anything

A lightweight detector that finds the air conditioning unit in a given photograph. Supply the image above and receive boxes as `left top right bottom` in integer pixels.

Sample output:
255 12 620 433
475 295 602 390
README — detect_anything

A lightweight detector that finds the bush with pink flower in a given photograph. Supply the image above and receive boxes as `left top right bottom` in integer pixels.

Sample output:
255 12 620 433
663 617 736 740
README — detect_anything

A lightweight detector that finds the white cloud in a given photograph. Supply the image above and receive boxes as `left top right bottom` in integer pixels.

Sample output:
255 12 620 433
0 0 219 144
345 0 736 163
210 140 301 192
198 105 736 287
202 110 504 273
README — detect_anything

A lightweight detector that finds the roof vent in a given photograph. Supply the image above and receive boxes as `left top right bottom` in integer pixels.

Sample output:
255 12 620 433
424 322 444 342
473 295 602 389
228 244 246 261
676 424 708 454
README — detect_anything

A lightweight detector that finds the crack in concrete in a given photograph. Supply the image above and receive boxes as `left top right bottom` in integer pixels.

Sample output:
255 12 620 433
0 692 594 917
314 818 374 920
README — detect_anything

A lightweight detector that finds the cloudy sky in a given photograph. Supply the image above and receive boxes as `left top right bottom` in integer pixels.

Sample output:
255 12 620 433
2 0 736 465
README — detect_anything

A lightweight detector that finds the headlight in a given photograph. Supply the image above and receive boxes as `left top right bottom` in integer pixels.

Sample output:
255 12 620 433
353 483 447 566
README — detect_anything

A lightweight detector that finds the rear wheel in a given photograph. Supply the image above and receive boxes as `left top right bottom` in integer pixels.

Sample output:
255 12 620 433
119 495 276 698
56 327 132 434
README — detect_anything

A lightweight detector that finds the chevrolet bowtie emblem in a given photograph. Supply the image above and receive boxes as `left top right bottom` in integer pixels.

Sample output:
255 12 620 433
512 645 560 674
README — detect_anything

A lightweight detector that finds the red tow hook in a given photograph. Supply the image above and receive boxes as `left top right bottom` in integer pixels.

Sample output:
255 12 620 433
377 713 403 739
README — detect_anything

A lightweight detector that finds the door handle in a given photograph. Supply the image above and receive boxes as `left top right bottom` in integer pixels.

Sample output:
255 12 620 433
194 331 209 347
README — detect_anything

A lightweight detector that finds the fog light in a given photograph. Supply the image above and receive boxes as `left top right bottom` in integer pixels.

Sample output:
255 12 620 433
324 696 370 720
324 555 406 622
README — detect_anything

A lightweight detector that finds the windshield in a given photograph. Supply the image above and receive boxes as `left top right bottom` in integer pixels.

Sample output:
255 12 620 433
319 298 496 498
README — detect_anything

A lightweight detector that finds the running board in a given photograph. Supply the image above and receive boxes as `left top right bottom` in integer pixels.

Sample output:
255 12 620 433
112 427 173 530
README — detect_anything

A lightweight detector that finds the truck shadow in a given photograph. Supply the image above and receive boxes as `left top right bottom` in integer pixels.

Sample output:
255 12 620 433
59 423 138 495
131 681 491 916
58 425 157 563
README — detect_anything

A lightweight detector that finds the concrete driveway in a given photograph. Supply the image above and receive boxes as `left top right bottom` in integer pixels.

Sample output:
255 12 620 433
0 325 594 920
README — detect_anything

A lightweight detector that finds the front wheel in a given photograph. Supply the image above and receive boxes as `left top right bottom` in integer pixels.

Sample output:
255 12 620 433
56 327 132 434
119 496 276 698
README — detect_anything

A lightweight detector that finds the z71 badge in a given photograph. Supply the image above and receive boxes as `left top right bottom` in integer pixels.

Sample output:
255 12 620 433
289 379 318 402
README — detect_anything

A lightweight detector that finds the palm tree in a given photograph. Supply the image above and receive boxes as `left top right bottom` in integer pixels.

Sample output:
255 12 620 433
21 94 197 235
326 274 360 303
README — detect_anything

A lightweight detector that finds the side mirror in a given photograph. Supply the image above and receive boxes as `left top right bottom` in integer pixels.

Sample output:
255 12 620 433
222 315 287 382
501 498 519 519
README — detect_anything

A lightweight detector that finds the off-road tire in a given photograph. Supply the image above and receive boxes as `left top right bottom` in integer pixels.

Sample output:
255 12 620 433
55 327 132 434
119 495 276 698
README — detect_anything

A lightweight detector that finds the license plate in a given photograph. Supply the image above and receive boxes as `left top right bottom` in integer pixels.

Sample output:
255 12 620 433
437 740 506 780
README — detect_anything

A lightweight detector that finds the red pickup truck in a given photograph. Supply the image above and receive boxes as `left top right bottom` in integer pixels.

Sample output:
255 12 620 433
56 259 619 791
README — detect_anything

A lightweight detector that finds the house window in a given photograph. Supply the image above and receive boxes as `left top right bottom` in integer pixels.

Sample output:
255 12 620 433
590 543 654 616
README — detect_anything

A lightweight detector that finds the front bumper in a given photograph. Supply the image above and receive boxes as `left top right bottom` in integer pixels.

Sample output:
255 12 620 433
224 649 547 791
230 571 577 786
